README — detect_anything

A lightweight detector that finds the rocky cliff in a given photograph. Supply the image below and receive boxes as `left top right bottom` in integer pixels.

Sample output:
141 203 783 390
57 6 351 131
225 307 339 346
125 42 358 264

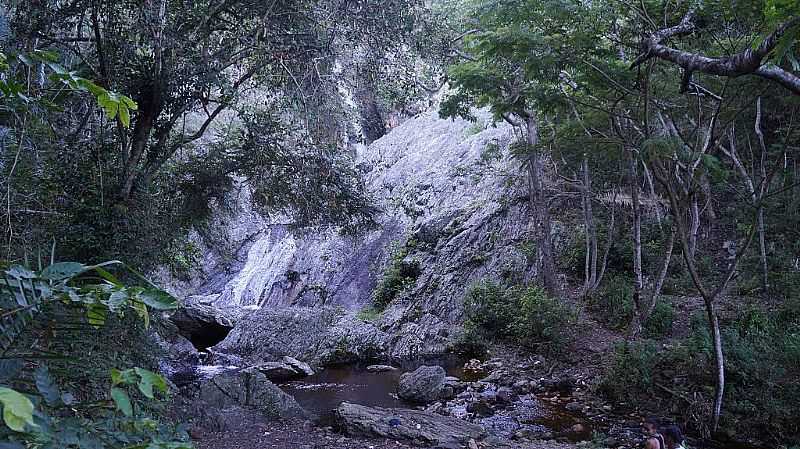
164 107 542 366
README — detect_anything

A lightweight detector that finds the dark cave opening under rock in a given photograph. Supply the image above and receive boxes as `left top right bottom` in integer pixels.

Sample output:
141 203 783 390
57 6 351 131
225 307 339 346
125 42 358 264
170 311 234 352
185 320 233 352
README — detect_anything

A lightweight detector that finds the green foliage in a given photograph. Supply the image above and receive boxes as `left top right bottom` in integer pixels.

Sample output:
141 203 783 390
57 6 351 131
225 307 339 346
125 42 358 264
463 280 511 335
449 321 490 358
590 275 635 330
510 285 577 351
464 280 576 354
600 305 800 443
0 49 136 126
372 241 421 309
0 262 176 353
643 300 675 339
0 387 34 432
356 306 382 322
598 339 663 403
0 260 190 447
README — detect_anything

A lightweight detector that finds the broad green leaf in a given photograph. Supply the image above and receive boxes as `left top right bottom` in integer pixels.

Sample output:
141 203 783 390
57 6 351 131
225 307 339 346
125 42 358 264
110 387 132 417
134 368 168 399
31 49 59 63
40 262 87 281
16 54 33 67
6 266 35 279
137 289 178 310
0 387 35 432
86 303 107 327
108 290 129 310
92 266 122 287
120 95 138 110
131 299 150 329
111 368 137 386
119 105 131 128
34 366 60 406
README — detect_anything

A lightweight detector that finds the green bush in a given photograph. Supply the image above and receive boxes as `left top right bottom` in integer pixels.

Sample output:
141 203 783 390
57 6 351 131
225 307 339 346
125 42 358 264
0 261 191 447
591 275 635 330
643 300 675 338
599 307 800 444
449 321 490 357
510 285 577 351
598 339 663 402
463 280 513 337
463 281 576 354
372 246 421 309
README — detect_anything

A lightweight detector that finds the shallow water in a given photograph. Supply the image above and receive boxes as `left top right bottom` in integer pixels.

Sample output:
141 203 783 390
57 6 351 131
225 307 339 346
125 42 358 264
279 355 466 417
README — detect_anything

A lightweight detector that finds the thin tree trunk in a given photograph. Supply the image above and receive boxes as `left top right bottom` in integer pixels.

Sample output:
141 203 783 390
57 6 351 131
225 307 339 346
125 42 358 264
652 158 761 432
525 116 558 295
754 98 769 292
591 189 618 292
689 197 700 260
645 227 675 319
582 155 598 295
707 299 724 431
629 149 644 337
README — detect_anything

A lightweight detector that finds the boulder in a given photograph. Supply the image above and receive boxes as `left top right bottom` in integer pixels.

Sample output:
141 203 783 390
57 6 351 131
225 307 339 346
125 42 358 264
333 402 486 446
398 365 447 403
281 356 315 377
366 364 398 373
466 400 493 417
198 368 306 419
253 362 301 382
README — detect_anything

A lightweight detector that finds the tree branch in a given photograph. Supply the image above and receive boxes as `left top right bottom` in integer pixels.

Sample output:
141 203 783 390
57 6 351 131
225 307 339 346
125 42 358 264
631 12 800 94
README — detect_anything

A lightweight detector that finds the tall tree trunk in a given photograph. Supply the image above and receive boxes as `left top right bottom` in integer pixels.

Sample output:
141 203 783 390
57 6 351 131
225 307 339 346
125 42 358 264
689 197 700 260
582 154 599 296
644 227 675 318
629 149 644 337
757 208 768 291
525 116 558 294
119 110 156 200
653 158 761 432
707 300 724 431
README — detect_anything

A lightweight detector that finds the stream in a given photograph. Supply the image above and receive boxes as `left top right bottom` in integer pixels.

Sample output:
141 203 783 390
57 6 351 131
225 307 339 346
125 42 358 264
173 354 597 444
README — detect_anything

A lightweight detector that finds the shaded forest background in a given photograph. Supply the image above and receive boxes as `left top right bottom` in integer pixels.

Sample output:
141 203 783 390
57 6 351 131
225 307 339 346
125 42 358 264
1 0 799 448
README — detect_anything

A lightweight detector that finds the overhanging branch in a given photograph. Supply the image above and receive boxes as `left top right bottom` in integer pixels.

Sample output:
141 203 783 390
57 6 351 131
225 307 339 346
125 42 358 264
631 11 800 95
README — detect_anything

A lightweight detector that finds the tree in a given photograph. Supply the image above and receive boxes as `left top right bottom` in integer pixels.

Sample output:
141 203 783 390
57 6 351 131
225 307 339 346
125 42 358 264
440 0 586 294
14 0 413 200
2 1 429 265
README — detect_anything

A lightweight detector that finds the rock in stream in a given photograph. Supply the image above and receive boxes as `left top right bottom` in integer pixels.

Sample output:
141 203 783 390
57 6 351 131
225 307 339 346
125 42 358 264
333 402 486 446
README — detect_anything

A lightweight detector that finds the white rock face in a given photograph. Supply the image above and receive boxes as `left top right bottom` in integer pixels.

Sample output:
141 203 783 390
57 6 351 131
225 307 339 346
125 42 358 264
165 107 540 361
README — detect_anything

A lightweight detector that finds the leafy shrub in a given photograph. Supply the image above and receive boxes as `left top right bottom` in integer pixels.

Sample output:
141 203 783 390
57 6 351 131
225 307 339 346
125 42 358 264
463 280 513 337
463 281 576 354
357 305 382 322
598 339 662 402
449 321 490 357
0 262 191 448
590 275 635 330
643 300 675 338
510 285 577 352
372 242 421 309
600 307 800 444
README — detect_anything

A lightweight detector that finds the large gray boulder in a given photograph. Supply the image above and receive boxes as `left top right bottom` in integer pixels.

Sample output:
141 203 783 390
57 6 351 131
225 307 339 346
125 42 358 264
333 402 486 446
398 365 447 403
215 307 387 366
253 356 315 381
281 355 315 376
198 368 306 419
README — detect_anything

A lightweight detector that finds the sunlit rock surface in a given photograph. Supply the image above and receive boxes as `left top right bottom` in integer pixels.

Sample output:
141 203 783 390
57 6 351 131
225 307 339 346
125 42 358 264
162 107 540 363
